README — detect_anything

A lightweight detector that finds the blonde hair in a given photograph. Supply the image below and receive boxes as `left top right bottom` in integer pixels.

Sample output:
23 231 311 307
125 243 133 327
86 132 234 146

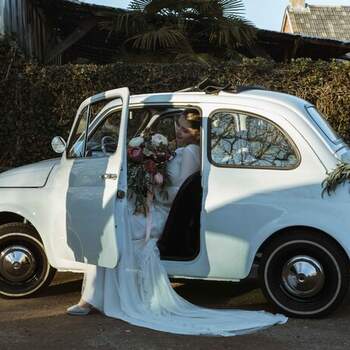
182 109 201 130
179 109 201 144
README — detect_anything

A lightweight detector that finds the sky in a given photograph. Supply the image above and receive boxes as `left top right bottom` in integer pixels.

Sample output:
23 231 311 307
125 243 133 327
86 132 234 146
82 0 350 31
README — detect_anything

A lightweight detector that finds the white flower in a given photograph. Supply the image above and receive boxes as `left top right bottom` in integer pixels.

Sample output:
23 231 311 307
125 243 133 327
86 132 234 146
143 148 154 157
151 133 168 147
154 173 164 185
128 136 144 147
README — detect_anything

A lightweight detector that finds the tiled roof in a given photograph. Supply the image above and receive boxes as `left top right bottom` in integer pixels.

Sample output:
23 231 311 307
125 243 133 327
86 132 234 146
287 5 350 41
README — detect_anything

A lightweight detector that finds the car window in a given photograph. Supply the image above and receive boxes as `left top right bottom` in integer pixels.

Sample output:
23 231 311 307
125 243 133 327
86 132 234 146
68 106 189 159
306 106 341 144
127 109 152 141
68 109 121 158
68 96 125 159
209 111 299 169
85 110 121 158
149 114 178 151
67 107 89 158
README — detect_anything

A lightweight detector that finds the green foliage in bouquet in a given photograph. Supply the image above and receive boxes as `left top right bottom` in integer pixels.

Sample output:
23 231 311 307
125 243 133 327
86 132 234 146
127 130 173 215
322 162 350 197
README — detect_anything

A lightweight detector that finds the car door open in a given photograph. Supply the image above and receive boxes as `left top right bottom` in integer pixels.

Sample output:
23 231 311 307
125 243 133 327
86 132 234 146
57 88 129 268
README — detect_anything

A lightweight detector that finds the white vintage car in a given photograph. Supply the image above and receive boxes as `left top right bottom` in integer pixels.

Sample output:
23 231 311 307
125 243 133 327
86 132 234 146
1 86 350 318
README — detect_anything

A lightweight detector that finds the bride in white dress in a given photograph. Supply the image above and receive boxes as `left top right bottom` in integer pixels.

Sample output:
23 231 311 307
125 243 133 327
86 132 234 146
67 110 287 336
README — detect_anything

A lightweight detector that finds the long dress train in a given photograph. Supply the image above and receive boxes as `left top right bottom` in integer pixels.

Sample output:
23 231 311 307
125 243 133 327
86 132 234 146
81 145 287 336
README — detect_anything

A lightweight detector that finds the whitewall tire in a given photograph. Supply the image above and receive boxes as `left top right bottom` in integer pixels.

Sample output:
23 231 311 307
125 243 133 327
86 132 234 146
0 223 56 298
259 230 350 318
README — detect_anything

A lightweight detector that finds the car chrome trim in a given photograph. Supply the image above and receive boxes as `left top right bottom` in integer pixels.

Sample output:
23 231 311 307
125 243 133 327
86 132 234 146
0 245 36 282
282 255 325 298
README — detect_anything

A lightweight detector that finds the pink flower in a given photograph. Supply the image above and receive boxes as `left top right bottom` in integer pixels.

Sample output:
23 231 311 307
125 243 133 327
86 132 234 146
144 159 157 175
153 151 169 163
154 173 164 185
128 147 143 162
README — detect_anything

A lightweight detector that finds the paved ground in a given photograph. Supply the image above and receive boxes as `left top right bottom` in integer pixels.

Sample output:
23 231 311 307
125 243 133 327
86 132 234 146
1 272 350 350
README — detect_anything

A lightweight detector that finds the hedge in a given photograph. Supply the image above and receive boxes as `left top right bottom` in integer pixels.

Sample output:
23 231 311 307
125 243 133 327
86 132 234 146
0 38 349 169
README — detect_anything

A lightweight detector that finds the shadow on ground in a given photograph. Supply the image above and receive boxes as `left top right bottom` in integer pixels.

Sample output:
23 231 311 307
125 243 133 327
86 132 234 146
45 272 267 309
1 272 350 350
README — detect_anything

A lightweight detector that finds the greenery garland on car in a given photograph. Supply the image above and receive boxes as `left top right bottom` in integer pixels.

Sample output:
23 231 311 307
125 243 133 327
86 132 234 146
322 162 350 197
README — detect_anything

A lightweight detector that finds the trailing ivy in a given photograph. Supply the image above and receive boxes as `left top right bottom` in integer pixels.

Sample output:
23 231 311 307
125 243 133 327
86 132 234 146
322 163 350 197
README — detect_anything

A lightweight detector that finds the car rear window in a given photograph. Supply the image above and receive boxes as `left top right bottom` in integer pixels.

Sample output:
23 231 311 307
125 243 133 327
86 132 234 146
306 106 341 144
209 111 299 169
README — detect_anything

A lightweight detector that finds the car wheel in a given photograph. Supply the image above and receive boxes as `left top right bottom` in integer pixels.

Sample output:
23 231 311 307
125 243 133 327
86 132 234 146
259 230 350 318
0 223 56 298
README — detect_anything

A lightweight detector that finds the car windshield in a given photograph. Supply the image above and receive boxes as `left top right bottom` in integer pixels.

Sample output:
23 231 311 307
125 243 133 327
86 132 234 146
68 98 122 158
306 106 341 144
68 104 181 158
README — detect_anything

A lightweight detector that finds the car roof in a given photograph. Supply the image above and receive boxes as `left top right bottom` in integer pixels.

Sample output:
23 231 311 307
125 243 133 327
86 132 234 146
95 88 343 160
99 88 313 123
127 89 312 112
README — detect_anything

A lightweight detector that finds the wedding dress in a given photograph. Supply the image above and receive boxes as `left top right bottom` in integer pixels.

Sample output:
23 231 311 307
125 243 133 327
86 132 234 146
80 144 287 336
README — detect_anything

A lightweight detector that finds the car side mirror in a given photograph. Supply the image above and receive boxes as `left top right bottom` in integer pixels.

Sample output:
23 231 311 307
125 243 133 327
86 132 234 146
51 136 66 154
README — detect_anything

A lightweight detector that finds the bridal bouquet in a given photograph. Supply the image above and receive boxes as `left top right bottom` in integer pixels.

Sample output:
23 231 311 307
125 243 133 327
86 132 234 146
127 130 174 215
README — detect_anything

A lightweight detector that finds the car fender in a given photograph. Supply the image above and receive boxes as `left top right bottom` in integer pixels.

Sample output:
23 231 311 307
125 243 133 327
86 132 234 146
245 203 350 278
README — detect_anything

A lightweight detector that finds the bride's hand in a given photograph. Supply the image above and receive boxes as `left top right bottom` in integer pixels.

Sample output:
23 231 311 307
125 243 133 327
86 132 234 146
168 139 177 152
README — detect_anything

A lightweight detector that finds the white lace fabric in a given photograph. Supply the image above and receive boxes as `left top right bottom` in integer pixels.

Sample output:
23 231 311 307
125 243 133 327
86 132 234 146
81 145 287 336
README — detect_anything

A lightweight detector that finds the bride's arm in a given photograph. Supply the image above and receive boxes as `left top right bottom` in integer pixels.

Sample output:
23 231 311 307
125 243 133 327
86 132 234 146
178 145 201 186
157 145 200 205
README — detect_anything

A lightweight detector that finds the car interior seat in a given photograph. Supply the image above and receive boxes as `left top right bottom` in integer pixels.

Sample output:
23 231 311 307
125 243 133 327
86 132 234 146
157 171 202 260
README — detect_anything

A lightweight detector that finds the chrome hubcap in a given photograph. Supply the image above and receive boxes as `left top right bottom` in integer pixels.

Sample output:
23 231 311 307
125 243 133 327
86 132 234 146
0 245 37 282
282 255 325 298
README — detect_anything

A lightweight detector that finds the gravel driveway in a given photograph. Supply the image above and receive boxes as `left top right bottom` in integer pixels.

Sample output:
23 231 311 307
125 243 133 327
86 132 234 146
1 272 350 350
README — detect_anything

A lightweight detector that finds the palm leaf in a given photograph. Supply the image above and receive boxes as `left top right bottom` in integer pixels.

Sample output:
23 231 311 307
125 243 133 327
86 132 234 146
128 0 152 11
99 12 146 37
125 27 188 50
217 0 245 18
209 17 256 47
128 0 173 15
194 0 245 19
129 0 245 18
116 0 256 59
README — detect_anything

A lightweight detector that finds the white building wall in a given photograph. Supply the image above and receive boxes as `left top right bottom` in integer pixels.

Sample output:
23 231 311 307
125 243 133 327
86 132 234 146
0 0 5 34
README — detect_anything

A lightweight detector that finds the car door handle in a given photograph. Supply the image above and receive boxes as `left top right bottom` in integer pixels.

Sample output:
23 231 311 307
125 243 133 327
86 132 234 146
101 173 118 180
116 190 125 199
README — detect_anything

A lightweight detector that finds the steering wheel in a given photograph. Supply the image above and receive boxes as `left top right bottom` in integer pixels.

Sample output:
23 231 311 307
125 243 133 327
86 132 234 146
101 136 117 155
